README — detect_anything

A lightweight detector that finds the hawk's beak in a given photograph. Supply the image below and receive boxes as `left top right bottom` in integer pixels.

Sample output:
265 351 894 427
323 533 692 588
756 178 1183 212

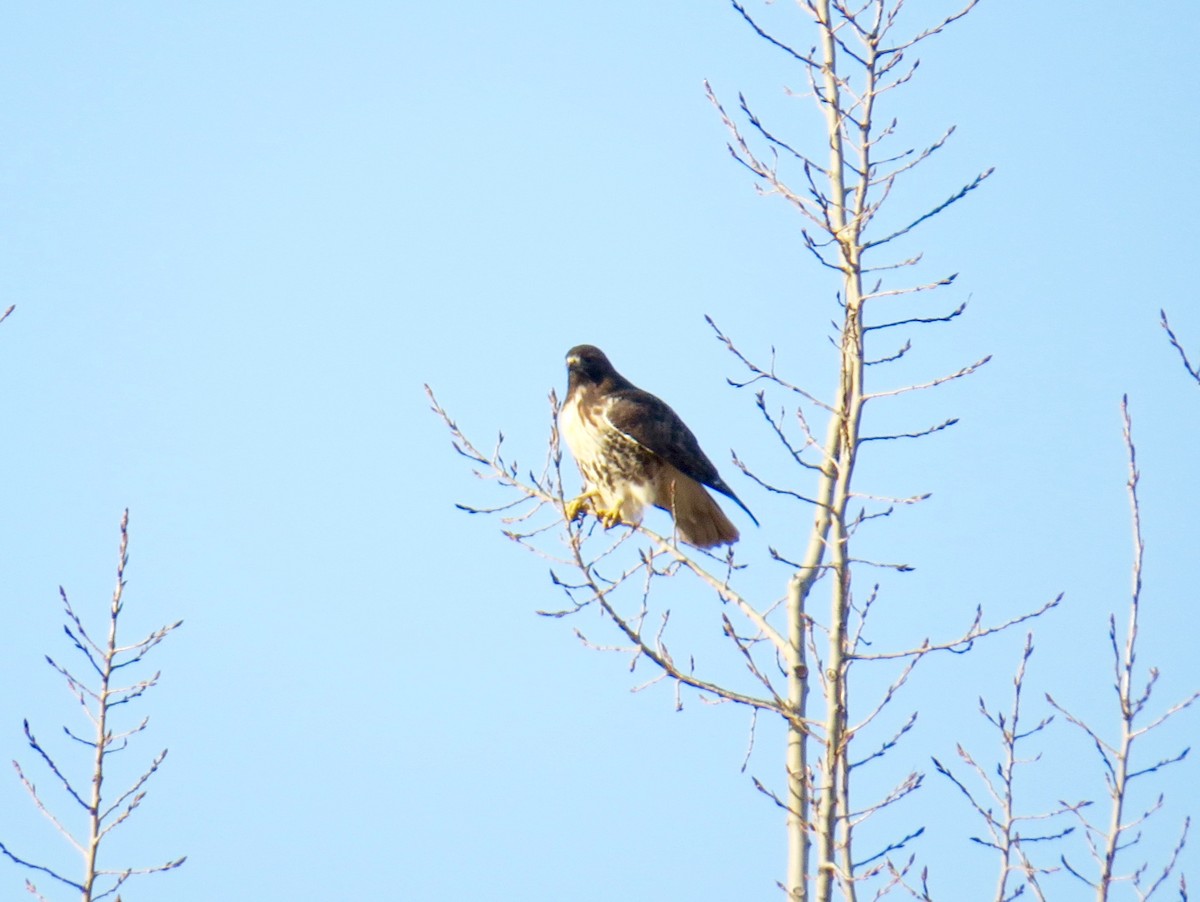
566 354 581 368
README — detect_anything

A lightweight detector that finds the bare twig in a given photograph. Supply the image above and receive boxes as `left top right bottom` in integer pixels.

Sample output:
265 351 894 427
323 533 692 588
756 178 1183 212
1160 309 1200 385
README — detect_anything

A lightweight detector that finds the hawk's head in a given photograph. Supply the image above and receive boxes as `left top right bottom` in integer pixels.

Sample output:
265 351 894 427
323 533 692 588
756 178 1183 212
565 345 617 391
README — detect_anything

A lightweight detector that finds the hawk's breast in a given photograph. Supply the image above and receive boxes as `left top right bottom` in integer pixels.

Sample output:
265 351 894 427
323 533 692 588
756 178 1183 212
560 390 659 521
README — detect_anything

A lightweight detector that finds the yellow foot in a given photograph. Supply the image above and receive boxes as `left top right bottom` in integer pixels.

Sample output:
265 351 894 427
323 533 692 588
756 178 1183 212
565 492 626 530
565 490 602 523
595 507 624 530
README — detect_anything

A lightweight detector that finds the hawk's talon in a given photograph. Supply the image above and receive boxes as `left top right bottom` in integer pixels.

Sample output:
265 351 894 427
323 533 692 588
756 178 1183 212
595 506 624 530
565 492 627 531
565 490 601 523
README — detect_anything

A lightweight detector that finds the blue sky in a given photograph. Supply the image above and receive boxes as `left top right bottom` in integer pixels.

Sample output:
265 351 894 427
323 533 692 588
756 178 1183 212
1 2 1198 899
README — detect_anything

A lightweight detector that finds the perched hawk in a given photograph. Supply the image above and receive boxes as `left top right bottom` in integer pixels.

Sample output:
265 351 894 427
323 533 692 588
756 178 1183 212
559 344 757 548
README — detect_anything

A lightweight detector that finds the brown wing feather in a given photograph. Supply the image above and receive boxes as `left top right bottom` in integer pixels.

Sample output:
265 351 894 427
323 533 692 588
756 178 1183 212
604 390 719 484
604 389 758 526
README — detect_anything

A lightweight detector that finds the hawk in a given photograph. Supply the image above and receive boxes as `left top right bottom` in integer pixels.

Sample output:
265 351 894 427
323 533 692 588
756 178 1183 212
559 344 757 548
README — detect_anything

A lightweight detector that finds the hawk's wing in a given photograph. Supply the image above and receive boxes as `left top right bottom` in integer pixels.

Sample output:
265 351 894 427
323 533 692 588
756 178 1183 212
603 388 758 525
604 389 721 487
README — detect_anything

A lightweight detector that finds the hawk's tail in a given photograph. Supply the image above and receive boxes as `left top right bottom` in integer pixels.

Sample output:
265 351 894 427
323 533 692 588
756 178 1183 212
671 478 740 549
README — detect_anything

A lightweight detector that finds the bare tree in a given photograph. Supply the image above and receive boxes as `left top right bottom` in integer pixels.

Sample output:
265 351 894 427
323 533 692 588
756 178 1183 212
430 2 1199 899
432 1 1020 898
0 511 185 901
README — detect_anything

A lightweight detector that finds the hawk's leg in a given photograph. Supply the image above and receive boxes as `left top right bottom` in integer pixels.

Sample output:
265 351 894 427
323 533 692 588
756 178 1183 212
565 489 602 523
